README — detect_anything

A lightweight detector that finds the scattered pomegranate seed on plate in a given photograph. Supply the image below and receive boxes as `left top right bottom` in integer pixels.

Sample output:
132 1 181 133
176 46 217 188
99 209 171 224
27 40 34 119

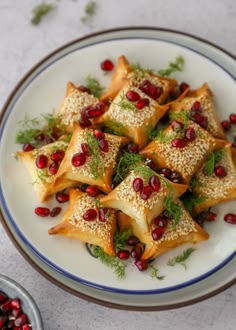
224 213 236 224
34 207 50 217
101 59 114 71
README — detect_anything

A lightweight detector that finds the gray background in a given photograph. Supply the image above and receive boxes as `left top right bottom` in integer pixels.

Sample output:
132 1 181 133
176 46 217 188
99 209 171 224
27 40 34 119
0 1 235 329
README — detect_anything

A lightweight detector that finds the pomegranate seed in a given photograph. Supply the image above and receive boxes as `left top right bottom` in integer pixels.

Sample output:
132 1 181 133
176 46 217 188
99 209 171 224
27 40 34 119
132 178 144 192
171 138 187 148
191 101 201 112
224 213 236 224
152 227 165 241
131 244 143 260
101 59 114 71
98 139 109 152
126 90 141 102
83 208 97 221
126 235 140 246
135 259 148 271
201 211 217 221
98 208 108 222
48 161 59 175
50 149 65 161
160 167 171 178
199 116 208 129
93 129 105 140
78 85 91 94
170 86 181 99
0 291 8 303
221 120 231 131
185 127 196 141
229 113 236 125
190 111 204 124
34 207 50 217
34 133 45 142
22 143 35 152
79 115 91 128
50 207 62 217
45 135 54 144
10 299 21 310
22 324 31 330
14 314 28 327
169 171 182 183
95 102 106 112
136 98 150 109
149 175 161 192
171 120 184 131
52 127 63 140
11 307 22 318
179 82 189 92
117 249 130 260
56 192 69 203
214 165 227 178
35 154 48 169
81 143 89 155
139 80 151 94
153 215 168 227
139 80 162 99
147 160 157 170
85 107 102 119
140 185 153 200
125 143 139 153
1 300 11 312
86 185 100 197
71 152 86 167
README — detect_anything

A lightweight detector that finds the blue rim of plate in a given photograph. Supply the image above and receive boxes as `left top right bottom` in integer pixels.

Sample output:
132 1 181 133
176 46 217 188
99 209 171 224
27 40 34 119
0 27 235 297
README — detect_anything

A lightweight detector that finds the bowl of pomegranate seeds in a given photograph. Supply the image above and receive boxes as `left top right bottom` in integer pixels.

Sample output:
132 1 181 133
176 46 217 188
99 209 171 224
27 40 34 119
0 274 43 329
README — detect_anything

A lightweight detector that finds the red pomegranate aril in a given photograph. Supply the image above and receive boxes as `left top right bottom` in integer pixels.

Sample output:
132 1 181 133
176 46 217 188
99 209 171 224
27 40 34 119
229 113 236 125
86 185 100 197
34 207 50 217
0 291 8 303
139 79 151 93
191 101 201 112
56 192 69 203
132 178 144 192
125 143 139 153
11 307 22 318
202 211 217 222
126 235 140 246
214 165 227 178
79 115 92 128
152 227 165 241
149 175 161 192
140 185 153 200
101 59 114 71
153 215 168 227
221 120 231 131
10 299 21 310
126 90 141 102
135 259 148 271
170 86 181 99
117 249 130 260
1 300 11 312
45 135 54 144
95 102 106 112
48 162 59 175
83 208 97 221
171 120 184 131
169 171 182 183
179 82 189 92
78 85 91 94
50 207 62 217
99 139 109 152
35 154 48 169
81 143 89 155
85 108 102 119
93 129 105 140
191 111 204 123
160 167 171 178
147 160 156 170
131 244 143 260
71 152 86 167
22 324 31 330
22 143 35 152
200 116 208 129
98 208 108 222
14 314 28 327
136 98 150 109
185 127 196 141
224 213 236 224
171 138 187 148
50 149 65 161
34 133 45 142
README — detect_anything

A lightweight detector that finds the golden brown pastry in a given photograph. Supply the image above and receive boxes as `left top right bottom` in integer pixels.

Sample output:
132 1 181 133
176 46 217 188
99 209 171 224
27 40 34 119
100 165 187 233
48 189 116 256
16 140 74 202
192 143 236 213
169 83 225 139
140 120 216 184
52 125 129 194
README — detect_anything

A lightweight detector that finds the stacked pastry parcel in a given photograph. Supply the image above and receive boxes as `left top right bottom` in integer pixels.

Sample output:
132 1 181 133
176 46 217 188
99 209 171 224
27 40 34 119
17 55 236 271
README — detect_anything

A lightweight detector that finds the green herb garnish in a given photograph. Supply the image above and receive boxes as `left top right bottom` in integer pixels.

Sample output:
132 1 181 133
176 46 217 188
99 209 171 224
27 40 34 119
181 192 207 214
167 247 195 268
203 149 224 176
114 229 131 252
164 195 182 227
84 75 104 98
114 92 137 112
81 1 97 24
158 56 184 77
31 3 55 26
149 265 165 280
85 130 104 179
103 120 128 136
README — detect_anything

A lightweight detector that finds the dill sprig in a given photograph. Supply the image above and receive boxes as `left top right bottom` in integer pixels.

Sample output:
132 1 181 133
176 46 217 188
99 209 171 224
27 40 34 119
84 75 104 98
149 265 165 280
103 120 128 136
181 191 207 214
167 247 195 268
158 56 185 77
81 1 97 24
203 149 224 176
113 92 137 112
164 195 182 227
85 130 104 179
31 3 55 26
114 229 131 252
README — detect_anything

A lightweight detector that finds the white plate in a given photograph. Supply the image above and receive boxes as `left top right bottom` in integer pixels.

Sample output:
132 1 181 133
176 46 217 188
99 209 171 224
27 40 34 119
0 28 235 309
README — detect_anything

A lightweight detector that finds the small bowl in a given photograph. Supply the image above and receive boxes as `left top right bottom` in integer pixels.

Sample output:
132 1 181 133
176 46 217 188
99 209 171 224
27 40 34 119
0 274 43 329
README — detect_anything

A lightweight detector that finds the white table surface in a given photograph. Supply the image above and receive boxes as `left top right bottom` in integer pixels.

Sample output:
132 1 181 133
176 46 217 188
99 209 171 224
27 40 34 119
0 0 235 329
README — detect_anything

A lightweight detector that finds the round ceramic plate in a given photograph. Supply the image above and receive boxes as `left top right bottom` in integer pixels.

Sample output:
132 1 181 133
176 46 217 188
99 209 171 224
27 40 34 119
0 28 235 309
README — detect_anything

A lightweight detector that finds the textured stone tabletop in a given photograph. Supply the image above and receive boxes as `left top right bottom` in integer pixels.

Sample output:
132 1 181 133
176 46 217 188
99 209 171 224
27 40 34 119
0 0 235 329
